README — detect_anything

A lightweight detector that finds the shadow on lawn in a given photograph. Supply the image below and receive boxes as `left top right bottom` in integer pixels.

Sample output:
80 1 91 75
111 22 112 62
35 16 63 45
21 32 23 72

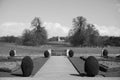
11 69 23 77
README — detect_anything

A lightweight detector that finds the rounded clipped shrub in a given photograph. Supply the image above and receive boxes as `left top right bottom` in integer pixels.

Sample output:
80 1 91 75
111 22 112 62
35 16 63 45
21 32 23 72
84 56 99 77
102 49 108 58
44 50 50 58
68 50 74 57
21 56 34 77
9 50 16 57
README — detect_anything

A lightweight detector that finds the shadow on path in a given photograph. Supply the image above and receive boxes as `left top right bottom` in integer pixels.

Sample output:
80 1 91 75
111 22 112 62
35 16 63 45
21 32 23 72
70 73 87 77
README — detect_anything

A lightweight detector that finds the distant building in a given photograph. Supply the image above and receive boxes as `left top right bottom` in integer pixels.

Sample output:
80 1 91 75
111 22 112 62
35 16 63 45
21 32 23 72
48 36 66 42
57 37 65 42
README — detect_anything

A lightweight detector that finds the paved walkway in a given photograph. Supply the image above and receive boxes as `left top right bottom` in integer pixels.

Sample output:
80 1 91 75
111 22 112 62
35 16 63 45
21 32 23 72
34 56 79 79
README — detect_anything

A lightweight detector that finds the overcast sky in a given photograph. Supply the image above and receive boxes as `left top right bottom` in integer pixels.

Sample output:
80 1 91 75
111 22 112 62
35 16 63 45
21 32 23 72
0 0 120 38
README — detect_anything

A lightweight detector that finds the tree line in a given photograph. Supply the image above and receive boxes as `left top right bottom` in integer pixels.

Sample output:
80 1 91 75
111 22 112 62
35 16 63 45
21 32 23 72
68 16 120 47
0 17 47 46
0 16 120 47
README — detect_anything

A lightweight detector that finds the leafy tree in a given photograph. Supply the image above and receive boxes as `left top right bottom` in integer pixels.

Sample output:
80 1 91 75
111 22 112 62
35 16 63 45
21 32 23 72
31 17 47 45
69 16 87 46
85 24 99 46
22 29 34 46
20 17 48 46
68 16 100 46
31 17 42 31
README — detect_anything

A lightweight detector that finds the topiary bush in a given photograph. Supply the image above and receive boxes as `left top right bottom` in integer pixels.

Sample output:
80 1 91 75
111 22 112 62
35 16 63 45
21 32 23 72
21 56 34 77
102 49 108 58
84 56 99 77
68 50 74 57
44 50 50 58
9 50 16 57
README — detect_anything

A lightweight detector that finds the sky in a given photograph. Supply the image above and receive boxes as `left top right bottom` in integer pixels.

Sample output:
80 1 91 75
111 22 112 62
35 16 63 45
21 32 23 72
0 0 120 38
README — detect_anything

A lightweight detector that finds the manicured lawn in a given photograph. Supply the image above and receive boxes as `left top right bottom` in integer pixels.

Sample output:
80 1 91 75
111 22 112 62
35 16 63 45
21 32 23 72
68 57 86 76
0 57 48 77
69 57 120 77
0 42 120 56
0 42 120 77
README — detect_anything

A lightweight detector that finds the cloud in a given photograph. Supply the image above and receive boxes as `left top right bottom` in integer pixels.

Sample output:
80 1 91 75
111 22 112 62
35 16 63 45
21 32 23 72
94 24 120 36
0 22 119 38
0 22 30 36
1 22 25 26
0 22 70 38
43 22 70 38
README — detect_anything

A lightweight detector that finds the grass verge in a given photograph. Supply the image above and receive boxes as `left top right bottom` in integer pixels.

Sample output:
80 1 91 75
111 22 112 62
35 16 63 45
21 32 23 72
0 57 48 77
69 57 120 77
